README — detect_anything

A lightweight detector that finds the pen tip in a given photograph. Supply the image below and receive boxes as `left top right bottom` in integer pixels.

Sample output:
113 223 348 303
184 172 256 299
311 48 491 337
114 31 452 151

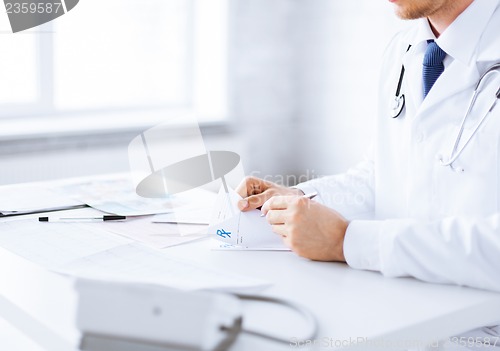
39 217 49 222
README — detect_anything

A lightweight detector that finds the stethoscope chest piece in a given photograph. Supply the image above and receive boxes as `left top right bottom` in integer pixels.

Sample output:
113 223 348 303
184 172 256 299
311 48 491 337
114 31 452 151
390 94 406 118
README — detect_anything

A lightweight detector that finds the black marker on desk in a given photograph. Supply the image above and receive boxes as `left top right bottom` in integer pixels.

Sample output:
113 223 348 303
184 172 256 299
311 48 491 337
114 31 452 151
38 215 126 222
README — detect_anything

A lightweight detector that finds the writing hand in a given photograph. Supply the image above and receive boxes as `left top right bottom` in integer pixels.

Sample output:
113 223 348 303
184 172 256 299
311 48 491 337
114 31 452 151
261 195 348 262
235 176 304 211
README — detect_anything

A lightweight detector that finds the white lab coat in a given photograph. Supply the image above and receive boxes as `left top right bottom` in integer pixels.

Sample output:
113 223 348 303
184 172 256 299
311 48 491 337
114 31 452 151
297 0 500 293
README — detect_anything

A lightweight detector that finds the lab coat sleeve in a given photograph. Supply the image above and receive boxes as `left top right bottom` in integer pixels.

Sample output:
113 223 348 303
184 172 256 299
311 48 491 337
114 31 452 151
294 159 375 220
344 214 500 292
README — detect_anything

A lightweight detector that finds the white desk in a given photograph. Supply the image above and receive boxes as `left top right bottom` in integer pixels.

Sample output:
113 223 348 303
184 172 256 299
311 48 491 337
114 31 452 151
1 178 500 351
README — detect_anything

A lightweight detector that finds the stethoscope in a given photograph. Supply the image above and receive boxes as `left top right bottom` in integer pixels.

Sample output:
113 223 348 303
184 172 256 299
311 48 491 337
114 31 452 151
390 45 412 119
439 63 500 172
390 49 500 172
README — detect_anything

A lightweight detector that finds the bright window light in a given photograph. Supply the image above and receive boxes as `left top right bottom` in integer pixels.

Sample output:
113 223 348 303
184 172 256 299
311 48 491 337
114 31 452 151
0 34 38 106
0 0 228 131
54 0 190 110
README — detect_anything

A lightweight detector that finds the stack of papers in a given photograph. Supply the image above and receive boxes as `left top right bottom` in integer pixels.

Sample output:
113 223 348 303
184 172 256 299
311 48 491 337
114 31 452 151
56 175 213 216
1 175 289 253
50 175 217 248
0 220 268 292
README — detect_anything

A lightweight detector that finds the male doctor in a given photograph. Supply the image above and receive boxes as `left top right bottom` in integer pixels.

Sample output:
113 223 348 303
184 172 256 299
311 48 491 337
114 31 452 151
237 0 500 349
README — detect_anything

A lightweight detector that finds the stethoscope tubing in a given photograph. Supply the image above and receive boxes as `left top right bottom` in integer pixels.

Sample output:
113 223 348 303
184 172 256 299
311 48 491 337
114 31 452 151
439 63 500 169
392 57 500 172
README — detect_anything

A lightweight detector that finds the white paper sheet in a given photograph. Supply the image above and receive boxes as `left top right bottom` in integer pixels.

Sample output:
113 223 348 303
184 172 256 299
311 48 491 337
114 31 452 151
59 243 267 291
152 208 212 225
212 240 290 251
0 220 132 269
97 217 207 249
208 187 288 250
0 220 267 291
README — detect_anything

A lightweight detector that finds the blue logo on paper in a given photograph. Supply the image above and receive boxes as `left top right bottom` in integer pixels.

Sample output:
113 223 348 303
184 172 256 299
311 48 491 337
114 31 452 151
217 229 231 239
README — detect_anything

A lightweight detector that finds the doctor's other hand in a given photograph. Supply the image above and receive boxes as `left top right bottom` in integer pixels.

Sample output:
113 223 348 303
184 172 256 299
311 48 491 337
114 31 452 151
236 176 304 211
261 196 348 262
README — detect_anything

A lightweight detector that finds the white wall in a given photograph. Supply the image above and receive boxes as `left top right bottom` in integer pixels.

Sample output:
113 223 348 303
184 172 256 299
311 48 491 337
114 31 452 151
231 0 408 183
229 0 301 181
296 1 406 175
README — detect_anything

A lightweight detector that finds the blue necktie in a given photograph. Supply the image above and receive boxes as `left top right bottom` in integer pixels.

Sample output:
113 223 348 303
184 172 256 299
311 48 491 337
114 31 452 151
422 40 446 98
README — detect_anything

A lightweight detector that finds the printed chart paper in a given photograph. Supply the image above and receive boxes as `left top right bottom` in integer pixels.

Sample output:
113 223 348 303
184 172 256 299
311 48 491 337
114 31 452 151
209 186 289 250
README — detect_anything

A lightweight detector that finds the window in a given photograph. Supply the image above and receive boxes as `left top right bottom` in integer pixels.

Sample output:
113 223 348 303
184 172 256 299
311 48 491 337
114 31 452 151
0 0 228 139
54 0 192 111
0 33 38 107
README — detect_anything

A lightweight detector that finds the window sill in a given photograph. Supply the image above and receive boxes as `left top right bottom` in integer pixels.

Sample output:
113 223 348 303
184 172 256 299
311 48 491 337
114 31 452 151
0 109 231 155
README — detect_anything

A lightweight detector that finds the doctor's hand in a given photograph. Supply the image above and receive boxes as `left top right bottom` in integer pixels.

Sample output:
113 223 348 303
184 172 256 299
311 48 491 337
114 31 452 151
261 196 348 262
236 176 304 211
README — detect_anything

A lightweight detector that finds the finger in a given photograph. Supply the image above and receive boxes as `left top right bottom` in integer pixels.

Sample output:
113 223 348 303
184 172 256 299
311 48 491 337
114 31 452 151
240 192 274 211
235 177 254 198
265 210 286 225
261 195 296 216
237 198 250 211
271 224 288 238
236 177 264 210
235 176 270 198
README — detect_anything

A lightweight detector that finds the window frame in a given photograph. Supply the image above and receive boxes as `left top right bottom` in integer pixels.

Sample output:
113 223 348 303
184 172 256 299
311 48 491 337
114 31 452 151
0 0 229 142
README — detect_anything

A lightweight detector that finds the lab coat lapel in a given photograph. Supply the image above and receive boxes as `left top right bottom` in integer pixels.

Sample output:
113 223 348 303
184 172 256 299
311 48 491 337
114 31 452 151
417 59 480 118
475 16 500 72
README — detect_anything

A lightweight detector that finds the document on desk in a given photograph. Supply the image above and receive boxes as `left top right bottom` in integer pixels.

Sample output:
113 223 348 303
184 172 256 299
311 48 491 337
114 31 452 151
208 186 289 250
0 184 83 212
152 208 212 225
56 175 216 216
98 216 206 249
0 220 268 291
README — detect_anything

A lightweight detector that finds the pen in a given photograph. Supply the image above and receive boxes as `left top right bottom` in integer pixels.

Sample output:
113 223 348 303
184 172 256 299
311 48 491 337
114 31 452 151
303 192 318 200
260 192 318 216
38 215 126 222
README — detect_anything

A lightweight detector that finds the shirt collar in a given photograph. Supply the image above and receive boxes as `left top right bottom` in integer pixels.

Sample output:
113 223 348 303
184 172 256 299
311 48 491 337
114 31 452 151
412 18 435 45
437 0 499 66
408 0 499 65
